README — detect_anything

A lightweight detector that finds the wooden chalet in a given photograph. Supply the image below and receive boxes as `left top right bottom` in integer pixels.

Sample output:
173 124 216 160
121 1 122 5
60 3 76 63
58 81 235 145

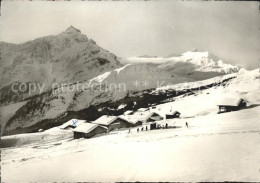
218 98 247 113
73 123 107 139
92 115 132 132
165 111 181 119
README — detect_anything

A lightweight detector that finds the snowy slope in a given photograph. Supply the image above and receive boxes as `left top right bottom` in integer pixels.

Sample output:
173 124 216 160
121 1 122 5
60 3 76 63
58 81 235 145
59 63 190 112
152 69 260 117
2 66 258 136
2 105 260 182
155 68 259 93
2 68 259 182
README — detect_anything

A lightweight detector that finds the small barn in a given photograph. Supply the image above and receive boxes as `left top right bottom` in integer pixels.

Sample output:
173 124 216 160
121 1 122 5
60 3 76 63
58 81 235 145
93 115 132 132
165 111 181 119
60 119 86 130
73 123 107 139
218 98 247 113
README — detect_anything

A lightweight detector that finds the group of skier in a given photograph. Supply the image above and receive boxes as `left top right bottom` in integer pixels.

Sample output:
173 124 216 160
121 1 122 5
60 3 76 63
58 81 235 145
136 126 148 133
128 121 189 133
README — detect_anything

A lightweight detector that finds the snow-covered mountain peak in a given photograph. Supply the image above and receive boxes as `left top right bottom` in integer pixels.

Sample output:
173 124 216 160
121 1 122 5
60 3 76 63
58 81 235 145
181 51 209 61
64 26 81 34
121 50 240 74
161 50 240 74
0 25 122 92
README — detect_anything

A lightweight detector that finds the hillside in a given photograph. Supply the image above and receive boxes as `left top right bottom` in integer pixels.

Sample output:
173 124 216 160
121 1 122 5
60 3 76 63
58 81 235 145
2 67 258 136
0 27 245 136
0 26 121 106
1 69 260 182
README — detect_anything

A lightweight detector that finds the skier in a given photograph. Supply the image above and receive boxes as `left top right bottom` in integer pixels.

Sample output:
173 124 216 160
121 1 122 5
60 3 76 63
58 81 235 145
166 123 168 129
141 127 144 131
137 128 139 133
146 126 148 131
186 122 189 128
128 129 131 134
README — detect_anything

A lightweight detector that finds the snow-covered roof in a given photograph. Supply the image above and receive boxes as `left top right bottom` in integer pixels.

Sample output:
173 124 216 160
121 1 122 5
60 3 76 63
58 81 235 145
92 115 118 126
124 110 133 115
121 111 162 123
73 123 106 133
218 98 246 107
166 111 181 115
129 120 143 125
137 108 149 112
60 119 86 129
145 112 163 120
119 115 142 124
131 112 148 120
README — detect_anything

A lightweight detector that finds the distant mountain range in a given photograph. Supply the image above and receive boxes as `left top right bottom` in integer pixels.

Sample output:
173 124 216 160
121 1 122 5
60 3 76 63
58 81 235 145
120 50 240 74
0 26 242 136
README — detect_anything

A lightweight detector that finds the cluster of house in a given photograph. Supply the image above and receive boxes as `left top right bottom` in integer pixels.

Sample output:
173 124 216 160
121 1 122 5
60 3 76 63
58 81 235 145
60 97 247 140
60 107 181 139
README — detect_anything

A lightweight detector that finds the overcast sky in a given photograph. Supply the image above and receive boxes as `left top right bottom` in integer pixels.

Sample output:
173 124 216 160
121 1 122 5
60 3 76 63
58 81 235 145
1 1 259 69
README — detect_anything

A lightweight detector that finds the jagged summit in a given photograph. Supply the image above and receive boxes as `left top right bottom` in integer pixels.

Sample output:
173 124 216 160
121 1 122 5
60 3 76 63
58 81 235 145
64 26 81 34
0 24 122 92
